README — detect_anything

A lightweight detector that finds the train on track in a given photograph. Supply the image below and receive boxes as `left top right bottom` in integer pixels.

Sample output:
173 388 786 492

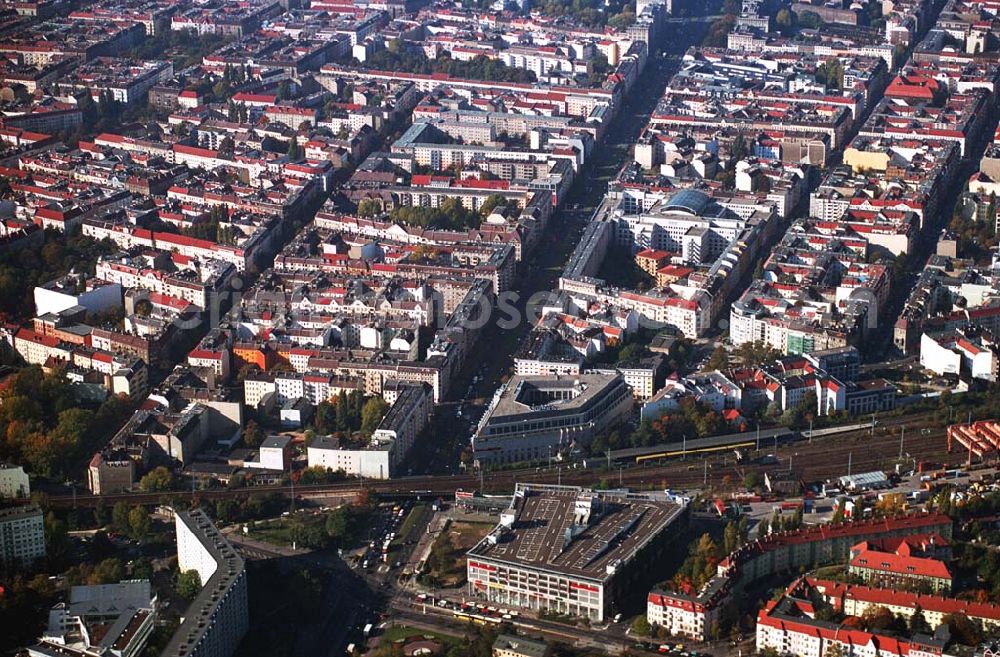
607 427 796 465
44 415 905 508
602 416 904 466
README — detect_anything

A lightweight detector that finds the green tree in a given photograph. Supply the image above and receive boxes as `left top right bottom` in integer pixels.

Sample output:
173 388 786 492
314 401 336 434
479 193 510 217
176 569 202 601
139 466 174 492
861 606 906 633
730 133 749 162
324 505 366 548
798 10 824 29
112 500 130 534
356 199 382 218
630 615 652 636
734 340 782 366
775 8 794 34
44 511 70 565
909 606 931 634
94 499 108 528
89 558 125 585
131 557 154 581
944 613 983 645
817 58 844 90
360 397 390 434
815 606 838 622
723 521 740 554
211 78 231 102
289 518 327 549
363 51 536 84
127 506 151 541
607 10 636 30
300 465 340 484
706 346 730 371
716 169 737 189
617 342 650 364
832 499 846 524
243 420 264 448
335 390 351 432
325 508 350 540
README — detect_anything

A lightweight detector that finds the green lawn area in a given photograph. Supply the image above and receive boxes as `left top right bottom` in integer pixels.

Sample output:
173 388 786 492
392 504 429 547
380 625 461 645
248 513 324 547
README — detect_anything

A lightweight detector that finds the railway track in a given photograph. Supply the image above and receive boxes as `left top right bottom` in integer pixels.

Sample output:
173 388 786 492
44 411 960 507
507 419 955 492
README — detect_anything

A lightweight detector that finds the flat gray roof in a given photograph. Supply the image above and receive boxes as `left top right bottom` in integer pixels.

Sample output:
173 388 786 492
69 580 152 617
488 373 623 422
261 435 292 449
468 484 684 581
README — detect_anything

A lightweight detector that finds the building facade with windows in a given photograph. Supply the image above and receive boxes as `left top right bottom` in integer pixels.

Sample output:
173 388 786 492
473 373 634 465
467 484 688 622
648 514 954 640
161 509 248 657
0 504 46 567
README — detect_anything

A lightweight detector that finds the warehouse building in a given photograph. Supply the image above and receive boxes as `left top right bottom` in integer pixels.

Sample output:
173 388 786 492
466 483 688 621
839 471 889 491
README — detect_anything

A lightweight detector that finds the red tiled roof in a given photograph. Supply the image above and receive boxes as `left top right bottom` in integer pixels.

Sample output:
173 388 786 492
850 548 951 579
15 327 60 348
188 349 222 360
809 577 1000 620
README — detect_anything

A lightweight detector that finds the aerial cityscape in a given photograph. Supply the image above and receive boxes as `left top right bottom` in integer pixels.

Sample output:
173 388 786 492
2 0 1000 655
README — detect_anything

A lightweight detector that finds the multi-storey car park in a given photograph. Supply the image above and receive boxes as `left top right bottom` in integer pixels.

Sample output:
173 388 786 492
466 483 689 622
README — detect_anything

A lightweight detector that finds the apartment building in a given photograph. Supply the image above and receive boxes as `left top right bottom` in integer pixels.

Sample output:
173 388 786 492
162 509 248 657
0 505 46 567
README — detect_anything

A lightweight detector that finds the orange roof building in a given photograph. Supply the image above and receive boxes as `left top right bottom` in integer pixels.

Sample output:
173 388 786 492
848 536 952 593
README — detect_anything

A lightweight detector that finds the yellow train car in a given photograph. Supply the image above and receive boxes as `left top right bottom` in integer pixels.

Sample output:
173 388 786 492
635 440 757 464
